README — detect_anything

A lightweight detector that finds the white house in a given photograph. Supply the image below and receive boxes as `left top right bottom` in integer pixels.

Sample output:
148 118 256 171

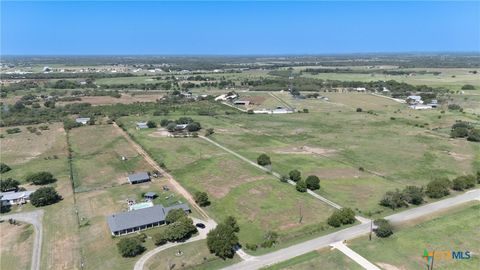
0 190 34 206
75 118 91 125
136 122 149 129
406 95 423 105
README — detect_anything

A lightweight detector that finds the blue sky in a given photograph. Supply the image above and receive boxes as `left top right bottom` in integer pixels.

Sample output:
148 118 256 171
1 1 479 55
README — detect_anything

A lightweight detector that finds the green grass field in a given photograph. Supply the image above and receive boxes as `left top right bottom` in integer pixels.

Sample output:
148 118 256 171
263 249 362 270
349 203 480 270
118 117 336 248
69 124 154 192
0 123 82 270
144 240 241 270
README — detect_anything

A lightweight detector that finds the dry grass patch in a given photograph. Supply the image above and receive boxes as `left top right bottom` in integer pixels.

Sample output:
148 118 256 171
57 93 163 106
0 223 34 270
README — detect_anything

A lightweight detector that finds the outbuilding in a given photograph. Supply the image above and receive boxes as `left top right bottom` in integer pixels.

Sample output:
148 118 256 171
127 172 151 184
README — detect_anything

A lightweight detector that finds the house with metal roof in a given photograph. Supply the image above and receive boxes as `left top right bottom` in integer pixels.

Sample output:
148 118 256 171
127 172 151 184
75 117 91 125
106 203 190 236
136 122 149 129
0 190 35 206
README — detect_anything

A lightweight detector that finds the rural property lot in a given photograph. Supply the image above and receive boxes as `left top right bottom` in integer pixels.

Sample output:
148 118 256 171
179 95 478 216
349 203 480 270
0 223 35 270
57 93 163 106
69 124 154 192
0 123 81 270
118 118 336 247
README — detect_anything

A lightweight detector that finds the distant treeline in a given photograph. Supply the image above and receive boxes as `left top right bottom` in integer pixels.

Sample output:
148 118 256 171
303 68 442 76
3 54 479 70
2 72 135 80
243 77 450 98
0 99 237 127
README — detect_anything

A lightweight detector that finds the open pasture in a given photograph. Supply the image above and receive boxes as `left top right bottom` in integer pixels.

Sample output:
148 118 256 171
69 124 154 192
57 93 163 106
0 223 35 270
0 123 81 270
119 119 336 246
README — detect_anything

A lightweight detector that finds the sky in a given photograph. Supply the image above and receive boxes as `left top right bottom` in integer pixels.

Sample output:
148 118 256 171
1 1 479 55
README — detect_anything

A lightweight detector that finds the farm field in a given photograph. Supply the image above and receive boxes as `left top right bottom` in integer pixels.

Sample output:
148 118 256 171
349 203 480 270
298 67 480 92
0 123 81 270
174 95 479 215
118 119 337 247
263 249 362 270
57 93 164 106
144 240 241 270
69 124 154 192
0 223 35 270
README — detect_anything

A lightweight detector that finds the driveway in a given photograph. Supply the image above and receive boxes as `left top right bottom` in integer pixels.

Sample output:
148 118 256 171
221 189 480 270
0 209 44 270
133 217 216 270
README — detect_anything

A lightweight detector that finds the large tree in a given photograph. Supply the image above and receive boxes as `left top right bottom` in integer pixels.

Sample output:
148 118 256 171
426 178 451 198
0 178 20 192
305 175 320 190
164 217 197 241
194 191 210 207
117 238 145 257
257 154 271 166
165 209 186 224
25 172 56 185
30 187 61 207
289 169 301 182
207 223 239 259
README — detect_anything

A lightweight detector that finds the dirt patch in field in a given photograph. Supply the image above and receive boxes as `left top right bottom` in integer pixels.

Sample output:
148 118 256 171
57 93 163 106
448 151 472 161
243 95 267 105
208 174 265 199
376 263 406 270
148 129 172 138
312 168 368 179
273 146 338 157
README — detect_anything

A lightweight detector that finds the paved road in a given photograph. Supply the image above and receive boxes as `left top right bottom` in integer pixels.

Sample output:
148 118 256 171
330 241 381 270
134 218 216 270
222 189 480 270
114 122 210 219
0 210 44 270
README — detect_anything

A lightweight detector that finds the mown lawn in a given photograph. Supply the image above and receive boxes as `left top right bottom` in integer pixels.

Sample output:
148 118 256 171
144 240 241 270
263 249 362 270
349 203 480 270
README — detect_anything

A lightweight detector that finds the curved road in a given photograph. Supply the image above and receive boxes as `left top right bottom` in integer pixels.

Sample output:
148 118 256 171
221 189 480 270
0 209 44 270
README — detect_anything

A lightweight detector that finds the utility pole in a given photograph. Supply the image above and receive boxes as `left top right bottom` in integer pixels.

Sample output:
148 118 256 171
369 219 373 241
298 204 303 223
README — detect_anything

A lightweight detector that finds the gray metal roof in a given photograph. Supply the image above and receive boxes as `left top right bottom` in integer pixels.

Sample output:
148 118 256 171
144 192 157 197
106 203 191 233
164 203 190 213
0 190 34 201
127 172 150 182
107 205 166 232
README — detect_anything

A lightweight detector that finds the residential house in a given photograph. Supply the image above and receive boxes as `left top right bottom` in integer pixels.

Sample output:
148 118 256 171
75 118 91 125
136 122 149 129
107 203 191 236
0 190 34 206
